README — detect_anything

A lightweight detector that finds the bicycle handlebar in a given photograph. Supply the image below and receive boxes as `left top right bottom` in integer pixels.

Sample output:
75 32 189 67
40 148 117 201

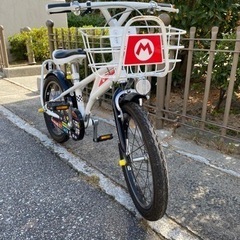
48 2 71 13
46 1 178 15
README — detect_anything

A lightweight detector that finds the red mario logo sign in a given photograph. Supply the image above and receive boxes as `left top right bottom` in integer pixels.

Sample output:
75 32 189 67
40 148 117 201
98 69 115 87
124 34 163 65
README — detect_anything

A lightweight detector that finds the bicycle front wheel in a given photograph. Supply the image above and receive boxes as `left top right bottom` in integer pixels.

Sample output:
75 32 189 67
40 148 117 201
120 102 168 221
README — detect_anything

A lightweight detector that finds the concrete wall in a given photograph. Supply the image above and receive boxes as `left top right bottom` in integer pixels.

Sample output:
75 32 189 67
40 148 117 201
0 0 67 46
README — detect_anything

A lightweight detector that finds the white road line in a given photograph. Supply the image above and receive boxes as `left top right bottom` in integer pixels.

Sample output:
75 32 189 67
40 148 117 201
176 150 240 179
0 105 200 240
4 77 39 93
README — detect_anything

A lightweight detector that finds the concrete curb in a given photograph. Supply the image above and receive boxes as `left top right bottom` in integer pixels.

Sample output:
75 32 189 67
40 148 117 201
2 65 41 78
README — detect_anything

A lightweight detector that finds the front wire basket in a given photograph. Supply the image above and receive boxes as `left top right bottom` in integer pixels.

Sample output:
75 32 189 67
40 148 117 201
79 16 186 81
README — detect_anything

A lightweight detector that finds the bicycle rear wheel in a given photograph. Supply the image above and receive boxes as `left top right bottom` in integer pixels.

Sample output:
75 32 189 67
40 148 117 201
43 75 69 143
120 102 168 221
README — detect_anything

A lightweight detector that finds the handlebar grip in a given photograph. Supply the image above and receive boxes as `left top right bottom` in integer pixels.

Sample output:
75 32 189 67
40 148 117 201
47 2 71 14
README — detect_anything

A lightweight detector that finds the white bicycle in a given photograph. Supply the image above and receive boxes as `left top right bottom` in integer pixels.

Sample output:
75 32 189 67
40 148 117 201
39 0 185 221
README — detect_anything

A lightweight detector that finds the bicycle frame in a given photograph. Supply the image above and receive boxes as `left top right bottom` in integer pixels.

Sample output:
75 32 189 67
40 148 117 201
40 7 150 124
40 61 113 123
40 6 125 123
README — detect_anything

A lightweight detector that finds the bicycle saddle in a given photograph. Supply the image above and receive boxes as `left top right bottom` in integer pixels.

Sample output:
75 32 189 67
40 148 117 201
53 48 86 65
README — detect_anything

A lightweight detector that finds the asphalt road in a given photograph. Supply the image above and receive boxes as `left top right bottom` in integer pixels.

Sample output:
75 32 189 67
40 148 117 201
0 112 162 240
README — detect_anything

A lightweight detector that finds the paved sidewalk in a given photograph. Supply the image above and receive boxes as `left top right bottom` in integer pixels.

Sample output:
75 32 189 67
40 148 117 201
1 75 240 240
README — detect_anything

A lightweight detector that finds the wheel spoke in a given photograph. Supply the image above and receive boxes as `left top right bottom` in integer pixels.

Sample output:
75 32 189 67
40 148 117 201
121 102 168 220
125 117 154 206
43 76 69 143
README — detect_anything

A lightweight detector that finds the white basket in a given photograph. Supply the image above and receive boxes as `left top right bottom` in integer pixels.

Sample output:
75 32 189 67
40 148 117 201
79 16 186 80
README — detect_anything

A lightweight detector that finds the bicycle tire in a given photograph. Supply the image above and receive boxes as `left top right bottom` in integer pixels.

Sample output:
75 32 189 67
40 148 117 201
120 102 168 221
43 75 69 143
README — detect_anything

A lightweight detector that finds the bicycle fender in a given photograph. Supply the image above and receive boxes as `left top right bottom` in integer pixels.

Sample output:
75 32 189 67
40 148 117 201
112 89 147 156
119 92 147 105
45 70 77 107
45 70 72 91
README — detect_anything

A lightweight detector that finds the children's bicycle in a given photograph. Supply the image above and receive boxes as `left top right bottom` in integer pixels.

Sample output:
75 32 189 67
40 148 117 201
39 1 185 221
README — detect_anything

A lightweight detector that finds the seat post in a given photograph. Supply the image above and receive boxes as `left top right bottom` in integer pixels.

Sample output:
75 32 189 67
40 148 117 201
71 62 80 81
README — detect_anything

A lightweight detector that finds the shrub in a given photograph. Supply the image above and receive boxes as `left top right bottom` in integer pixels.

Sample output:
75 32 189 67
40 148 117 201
8 33 28 61
192 32 240 109
8 25 105 63
30 28 49 61
166 0 239 37
8 27 82 62
8 27 49 62
212 33 240 109
67 12 105 28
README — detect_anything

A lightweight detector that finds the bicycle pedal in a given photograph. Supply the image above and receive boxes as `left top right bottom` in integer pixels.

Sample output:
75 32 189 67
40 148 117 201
38 107 44 113
47 101 70 111
94 134 113 142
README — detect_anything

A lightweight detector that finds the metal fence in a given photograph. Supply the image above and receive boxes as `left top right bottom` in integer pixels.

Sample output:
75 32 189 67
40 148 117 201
153 26 240 144
0 25 9 70
46 21 240 143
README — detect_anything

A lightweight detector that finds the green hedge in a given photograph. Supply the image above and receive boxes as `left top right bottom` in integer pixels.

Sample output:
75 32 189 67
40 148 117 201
8 27 49 62
8 27 82 62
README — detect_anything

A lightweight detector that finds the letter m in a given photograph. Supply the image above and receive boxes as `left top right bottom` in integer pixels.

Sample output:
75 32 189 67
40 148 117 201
136 42 152 56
